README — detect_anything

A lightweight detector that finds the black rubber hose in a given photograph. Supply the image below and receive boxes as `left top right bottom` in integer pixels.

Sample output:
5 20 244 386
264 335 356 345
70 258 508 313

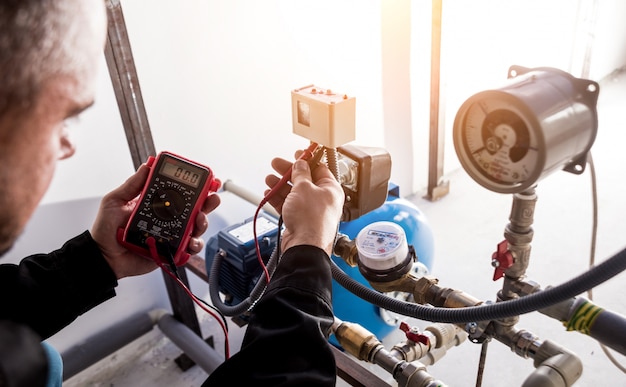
208 247 279 316
331 246 626 323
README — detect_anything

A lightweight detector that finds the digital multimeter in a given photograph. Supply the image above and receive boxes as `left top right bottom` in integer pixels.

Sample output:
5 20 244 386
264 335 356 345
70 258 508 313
117 151 221 267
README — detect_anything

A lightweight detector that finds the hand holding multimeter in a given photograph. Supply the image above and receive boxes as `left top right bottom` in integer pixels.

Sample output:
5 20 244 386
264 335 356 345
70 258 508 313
117 151 221 267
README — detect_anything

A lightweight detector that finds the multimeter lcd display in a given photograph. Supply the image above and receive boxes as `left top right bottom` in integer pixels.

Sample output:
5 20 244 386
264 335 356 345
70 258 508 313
160 159 203 188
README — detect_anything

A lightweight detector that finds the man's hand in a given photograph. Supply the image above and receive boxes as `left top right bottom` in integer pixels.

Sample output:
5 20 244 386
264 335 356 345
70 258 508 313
265 157 344 256
91 164 221 279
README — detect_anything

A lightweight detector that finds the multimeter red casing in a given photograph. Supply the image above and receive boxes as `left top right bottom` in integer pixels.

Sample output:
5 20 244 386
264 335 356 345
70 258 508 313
117 151 221 267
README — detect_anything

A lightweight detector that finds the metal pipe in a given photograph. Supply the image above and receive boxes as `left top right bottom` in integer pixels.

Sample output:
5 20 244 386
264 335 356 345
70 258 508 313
519 285 626 356
61 310 161 380
523 340 583 387
332 318 449 387
156 312 225 374
222 179 279 218
396 361 447 387
62 309 226 380
584 308 626 355
503 189 537 281
492 326 582 387
542 297 626 356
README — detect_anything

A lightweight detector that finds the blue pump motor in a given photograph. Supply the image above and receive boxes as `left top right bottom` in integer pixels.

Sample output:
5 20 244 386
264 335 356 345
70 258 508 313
331 184 435 345
205 214 280 307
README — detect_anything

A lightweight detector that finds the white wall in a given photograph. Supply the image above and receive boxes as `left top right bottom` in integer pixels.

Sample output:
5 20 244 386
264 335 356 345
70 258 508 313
41 0 626 205
43 0 386 205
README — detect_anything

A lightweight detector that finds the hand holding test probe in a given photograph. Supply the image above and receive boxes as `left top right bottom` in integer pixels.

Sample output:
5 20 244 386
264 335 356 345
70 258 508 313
262 144 345 258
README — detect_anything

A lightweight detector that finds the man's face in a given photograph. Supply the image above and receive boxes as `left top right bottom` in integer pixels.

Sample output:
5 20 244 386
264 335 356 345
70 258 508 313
0 0 107 256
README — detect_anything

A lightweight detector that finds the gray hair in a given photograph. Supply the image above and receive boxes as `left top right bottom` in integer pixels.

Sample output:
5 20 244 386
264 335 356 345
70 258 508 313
0 0 99 115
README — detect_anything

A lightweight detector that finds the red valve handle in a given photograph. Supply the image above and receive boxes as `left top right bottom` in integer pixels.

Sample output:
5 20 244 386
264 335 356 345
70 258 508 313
492 240 514 281
399 322 430 346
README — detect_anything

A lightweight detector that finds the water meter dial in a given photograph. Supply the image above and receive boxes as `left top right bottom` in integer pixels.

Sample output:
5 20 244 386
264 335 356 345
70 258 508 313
355 221 409 272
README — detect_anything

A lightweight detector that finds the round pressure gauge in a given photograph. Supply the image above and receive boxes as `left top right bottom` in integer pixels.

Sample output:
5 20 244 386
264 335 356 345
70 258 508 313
453 66 599 193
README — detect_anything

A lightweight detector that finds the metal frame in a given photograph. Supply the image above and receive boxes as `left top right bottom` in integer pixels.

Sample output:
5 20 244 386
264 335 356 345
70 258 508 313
424 0 450 201
104 0 202 338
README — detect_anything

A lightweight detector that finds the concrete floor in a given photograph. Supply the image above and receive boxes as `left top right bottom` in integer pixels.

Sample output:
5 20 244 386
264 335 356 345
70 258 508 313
64 69 626 386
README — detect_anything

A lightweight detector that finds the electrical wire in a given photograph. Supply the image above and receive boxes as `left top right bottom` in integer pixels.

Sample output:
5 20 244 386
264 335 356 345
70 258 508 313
475 339 490 387
146 237 231 359
586 152 626 373
276 216 284 260
159 263 231 360
159 242 229 330
252 204 273 285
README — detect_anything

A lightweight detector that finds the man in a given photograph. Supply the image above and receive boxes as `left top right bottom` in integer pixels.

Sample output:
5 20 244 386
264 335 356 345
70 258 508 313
0 0 344 386
0 0 218 385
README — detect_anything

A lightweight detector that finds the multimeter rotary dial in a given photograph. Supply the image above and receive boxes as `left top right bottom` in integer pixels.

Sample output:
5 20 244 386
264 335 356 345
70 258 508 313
142 178 193 231
453 66 599 194
152 188 187 221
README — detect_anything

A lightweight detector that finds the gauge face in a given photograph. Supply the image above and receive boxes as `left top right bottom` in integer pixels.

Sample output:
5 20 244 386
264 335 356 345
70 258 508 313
454 92 544 193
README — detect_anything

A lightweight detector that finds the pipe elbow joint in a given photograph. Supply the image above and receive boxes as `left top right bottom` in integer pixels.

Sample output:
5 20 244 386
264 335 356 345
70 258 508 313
523 350 582 387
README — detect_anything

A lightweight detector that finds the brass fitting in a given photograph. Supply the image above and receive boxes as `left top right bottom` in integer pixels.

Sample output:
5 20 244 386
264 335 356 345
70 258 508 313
412 276 439 305
368 273 422 295
333 320 383 362
333 234 359 267
429 284 483 309
369 274 483 311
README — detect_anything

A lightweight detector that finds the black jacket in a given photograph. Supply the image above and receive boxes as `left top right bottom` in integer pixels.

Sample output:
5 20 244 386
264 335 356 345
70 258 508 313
0 231 118 386
0 234 337 386
203 245 337 386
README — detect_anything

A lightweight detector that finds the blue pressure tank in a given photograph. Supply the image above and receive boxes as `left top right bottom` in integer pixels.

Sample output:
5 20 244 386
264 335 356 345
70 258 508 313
330 184 435 345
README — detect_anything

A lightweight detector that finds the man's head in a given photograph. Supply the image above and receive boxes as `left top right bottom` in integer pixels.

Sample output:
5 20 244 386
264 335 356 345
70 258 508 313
0 0 107 255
